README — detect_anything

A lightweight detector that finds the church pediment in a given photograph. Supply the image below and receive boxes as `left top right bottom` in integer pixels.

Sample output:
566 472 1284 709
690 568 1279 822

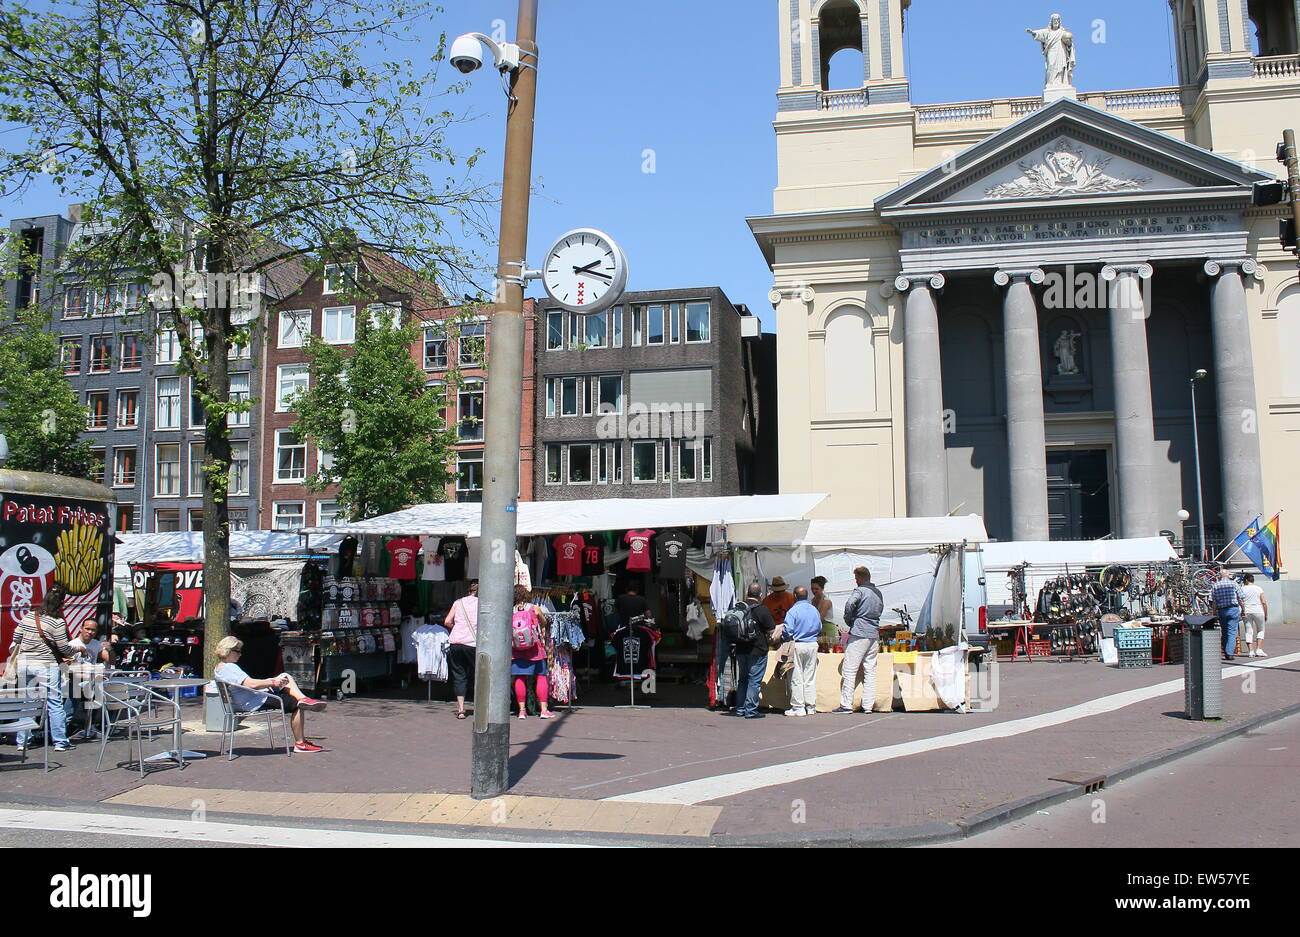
877 98 1272 215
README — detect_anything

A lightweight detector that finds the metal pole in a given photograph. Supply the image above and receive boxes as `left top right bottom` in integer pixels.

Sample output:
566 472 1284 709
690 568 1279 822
1190 376 1207 562
1284 129 1300 269
470 0 539 800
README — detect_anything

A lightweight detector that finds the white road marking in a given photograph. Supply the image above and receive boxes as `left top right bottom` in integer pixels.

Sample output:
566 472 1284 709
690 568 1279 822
606 652 1300 805
0 809 592 848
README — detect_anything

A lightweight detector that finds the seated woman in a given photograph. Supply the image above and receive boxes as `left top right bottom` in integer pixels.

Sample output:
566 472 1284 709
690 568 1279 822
213 636 328 753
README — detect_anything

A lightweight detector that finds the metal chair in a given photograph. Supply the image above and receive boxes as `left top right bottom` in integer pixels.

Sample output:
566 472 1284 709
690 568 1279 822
0 692 49 773
95 680 181 777
214 681 292 760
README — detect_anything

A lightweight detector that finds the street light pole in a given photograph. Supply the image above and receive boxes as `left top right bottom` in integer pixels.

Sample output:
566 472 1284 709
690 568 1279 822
471 0 539 800
1190 369 1208 561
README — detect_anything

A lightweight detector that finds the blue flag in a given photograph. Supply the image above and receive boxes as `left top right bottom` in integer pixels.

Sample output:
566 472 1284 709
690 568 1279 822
1232 515 1281 582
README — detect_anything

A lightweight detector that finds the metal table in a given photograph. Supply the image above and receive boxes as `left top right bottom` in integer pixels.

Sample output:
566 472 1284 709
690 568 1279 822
144 677 210 766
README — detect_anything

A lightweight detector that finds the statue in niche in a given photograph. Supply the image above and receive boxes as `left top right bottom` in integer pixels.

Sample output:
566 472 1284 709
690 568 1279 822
1053 329 1082 376
1027 13 1076 89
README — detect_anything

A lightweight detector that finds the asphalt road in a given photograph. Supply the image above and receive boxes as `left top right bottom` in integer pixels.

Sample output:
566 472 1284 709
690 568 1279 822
940 712 1300 848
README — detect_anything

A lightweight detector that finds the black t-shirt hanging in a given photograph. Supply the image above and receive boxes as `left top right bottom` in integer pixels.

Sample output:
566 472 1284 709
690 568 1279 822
572 590 603 637
654 529 691 579
438 536 469 581
612 626 655 678
580 534 605 576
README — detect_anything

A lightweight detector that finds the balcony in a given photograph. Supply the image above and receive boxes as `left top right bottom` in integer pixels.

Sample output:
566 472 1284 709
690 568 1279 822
1254 54 1300 80
914 85 1193 128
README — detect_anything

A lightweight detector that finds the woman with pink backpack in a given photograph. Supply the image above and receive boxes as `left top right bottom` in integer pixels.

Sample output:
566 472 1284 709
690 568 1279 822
511 585 555 719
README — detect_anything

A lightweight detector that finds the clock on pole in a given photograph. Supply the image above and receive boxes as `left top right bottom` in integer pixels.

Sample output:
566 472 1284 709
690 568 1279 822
537 228 628 314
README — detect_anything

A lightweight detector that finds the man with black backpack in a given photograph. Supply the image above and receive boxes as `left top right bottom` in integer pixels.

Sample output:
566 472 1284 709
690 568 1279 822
723 583 777 719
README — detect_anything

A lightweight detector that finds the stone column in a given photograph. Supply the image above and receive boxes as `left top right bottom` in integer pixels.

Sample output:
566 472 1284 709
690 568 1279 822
995 268 1050 541
1101 262 1159 537
895 273 948 517
1204 259 1266 539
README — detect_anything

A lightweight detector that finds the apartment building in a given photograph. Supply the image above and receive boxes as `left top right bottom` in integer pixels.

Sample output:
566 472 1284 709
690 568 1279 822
533 287 766 500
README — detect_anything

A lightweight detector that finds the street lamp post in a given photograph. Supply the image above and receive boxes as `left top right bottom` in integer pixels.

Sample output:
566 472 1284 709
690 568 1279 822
1190 369 1209 561
456 0 539 800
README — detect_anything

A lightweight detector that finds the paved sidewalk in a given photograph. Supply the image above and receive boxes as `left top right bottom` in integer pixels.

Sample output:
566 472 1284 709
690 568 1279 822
3 627 1296 844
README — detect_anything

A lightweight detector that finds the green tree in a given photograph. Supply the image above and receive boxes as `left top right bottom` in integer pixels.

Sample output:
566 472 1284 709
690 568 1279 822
0 307 94 477
291 305 459 520
0 0 492 673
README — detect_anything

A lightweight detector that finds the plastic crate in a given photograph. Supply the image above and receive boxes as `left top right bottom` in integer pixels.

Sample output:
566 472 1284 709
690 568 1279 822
1115 627 1153 650
1027 639 1052 658
1116 647 1152 668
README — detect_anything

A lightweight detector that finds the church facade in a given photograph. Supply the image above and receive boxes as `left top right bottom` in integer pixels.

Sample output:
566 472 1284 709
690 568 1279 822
751 0 1300 555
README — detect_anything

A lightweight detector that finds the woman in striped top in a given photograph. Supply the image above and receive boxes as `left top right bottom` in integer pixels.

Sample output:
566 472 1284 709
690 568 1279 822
5 583 75 751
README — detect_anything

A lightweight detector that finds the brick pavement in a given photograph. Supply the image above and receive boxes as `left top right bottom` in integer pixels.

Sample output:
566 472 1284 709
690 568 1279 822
2 627 1296 843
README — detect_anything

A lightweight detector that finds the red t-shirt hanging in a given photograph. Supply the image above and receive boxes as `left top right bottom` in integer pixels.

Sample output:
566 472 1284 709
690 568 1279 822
552 533 585 577
624 529 656 572
385 537 421 580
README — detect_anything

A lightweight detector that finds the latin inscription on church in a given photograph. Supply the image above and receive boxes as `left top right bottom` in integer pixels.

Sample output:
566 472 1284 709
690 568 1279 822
910 213 1232 247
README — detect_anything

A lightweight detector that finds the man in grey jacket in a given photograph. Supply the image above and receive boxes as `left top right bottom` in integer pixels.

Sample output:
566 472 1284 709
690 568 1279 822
833 566 884 713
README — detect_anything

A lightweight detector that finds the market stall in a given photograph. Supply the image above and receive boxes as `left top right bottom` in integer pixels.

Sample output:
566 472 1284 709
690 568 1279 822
716 516 990 713
300 495 829 704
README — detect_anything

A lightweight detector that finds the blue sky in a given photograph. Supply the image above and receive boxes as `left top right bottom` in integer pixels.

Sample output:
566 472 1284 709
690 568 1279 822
2 1 1182 328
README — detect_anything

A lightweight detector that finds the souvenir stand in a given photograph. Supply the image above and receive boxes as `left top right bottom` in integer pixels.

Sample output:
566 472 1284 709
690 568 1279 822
300 495 828 708
713 516 991 713
981 537 1185 664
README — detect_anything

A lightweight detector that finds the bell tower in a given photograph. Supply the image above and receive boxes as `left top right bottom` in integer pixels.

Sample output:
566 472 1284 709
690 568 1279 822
1170 0 1298 85
778 0 911 111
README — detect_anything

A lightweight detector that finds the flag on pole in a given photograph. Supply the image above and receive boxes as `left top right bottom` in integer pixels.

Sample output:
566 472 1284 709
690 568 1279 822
1232 514 1282 581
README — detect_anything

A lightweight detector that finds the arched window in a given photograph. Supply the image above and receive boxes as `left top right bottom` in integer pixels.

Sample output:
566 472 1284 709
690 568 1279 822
1279 286 1300 398
1247 0 1299 55
824 307 876 412
817 0 866 91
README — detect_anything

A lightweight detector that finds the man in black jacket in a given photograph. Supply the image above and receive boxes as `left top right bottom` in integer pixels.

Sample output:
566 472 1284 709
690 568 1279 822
731 583 777 719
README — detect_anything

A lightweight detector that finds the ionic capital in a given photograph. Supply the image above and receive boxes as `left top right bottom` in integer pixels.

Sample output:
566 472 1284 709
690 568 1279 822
993 267 1046 287
1100 262 1154 281
894 272 946 292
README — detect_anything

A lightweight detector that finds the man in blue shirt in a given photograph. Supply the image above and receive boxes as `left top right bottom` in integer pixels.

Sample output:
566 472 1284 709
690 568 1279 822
781 586 823 716
1211 570 1246 661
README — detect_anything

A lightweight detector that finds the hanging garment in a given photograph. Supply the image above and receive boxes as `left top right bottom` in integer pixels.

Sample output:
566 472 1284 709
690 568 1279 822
385 537 421 580
710 557 735 623
581 535 605 576
412 624 450 680
551 645 577 704
550 611 586 650
552 534 585 577
421 537 446 582
685 600 707 640
571 592 602 642
398 616 424 664
624 530 656 572
611 624 659 678
515 550 532 591
654 530 691 579
438 537 469 581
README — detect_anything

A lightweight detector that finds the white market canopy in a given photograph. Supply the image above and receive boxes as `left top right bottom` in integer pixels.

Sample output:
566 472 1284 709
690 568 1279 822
300 494 829 539
725 515 989 550
116 530 342 565
981 536 1177 570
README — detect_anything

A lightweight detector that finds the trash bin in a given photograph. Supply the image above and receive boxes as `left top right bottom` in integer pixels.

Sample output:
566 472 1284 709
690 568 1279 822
1183 614 1223 719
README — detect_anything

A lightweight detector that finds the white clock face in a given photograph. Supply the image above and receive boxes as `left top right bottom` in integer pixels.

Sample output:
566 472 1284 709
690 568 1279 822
541 229 627 314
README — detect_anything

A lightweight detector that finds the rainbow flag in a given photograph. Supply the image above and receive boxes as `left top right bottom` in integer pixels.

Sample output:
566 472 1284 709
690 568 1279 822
1232 514 1282 581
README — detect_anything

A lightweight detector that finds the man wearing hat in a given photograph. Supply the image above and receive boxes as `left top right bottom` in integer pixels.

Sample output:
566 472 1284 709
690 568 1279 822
763 577 796 627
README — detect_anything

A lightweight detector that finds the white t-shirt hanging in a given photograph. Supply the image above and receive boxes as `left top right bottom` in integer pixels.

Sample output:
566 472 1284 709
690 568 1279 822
421 537 446 581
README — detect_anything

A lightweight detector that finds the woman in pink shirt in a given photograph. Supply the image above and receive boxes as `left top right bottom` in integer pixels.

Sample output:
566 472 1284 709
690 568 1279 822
444 581 478 719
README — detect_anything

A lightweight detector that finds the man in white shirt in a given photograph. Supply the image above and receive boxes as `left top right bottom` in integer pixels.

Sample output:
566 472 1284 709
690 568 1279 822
68 621 111 665
1239 574 1269 658
67 621 110 740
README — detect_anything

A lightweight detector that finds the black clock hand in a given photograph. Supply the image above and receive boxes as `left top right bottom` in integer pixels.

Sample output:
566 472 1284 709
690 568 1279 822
573 260 602 274
573 266 613 281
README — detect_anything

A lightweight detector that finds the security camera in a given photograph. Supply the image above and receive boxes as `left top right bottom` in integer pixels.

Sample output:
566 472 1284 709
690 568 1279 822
450 34 484 74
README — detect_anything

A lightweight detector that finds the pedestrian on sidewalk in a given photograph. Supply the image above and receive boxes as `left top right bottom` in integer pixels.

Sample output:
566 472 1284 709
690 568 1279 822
444 581 479 718
511 585 555 720
782 586 822 716
4 583 74 752
834 567 883 714
730 583 777 719
1211 570 1246 661
214 636 328 753
1239 573 1269 657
